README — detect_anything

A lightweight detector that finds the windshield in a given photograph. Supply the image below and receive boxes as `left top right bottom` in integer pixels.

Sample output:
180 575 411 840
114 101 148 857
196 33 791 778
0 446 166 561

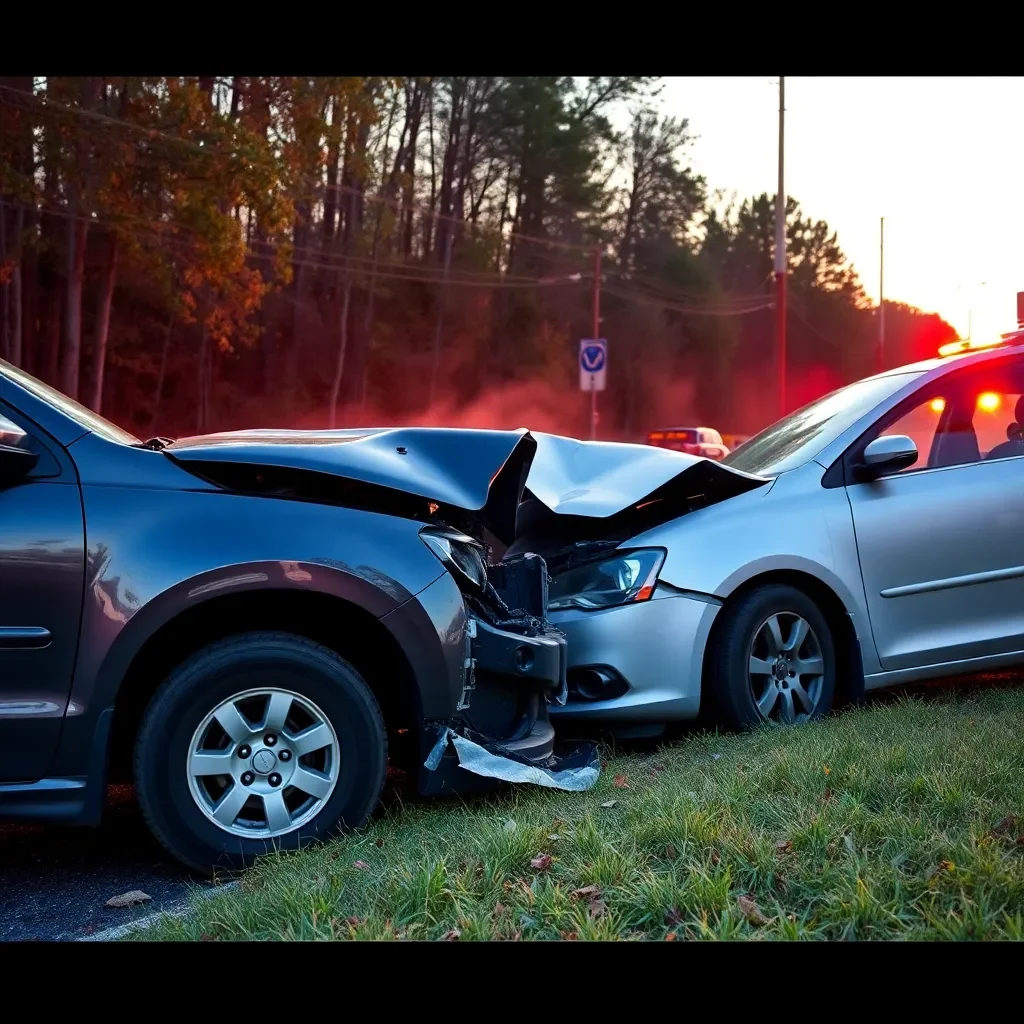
723 371 924 476
0 359 140 445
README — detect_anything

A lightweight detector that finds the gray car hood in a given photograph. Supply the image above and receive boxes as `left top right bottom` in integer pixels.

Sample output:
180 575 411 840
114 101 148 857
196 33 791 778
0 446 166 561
165 426 768 543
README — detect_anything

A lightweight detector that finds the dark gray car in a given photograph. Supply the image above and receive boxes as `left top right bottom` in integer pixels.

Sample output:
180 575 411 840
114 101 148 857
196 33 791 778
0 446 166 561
0 359 579 872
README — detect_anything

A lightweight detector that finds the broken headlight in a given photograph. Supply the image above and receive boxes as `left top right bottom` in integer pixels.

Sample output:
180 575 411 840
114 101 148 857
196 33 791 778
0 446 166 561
548 549 665 612
419 525 488 590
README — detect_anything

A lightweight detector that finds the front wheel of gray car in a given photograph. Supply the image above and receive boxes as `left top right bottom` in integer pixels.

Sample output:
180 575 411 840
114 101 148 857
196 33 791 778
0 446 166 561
135 632 388 874
705 584 837 732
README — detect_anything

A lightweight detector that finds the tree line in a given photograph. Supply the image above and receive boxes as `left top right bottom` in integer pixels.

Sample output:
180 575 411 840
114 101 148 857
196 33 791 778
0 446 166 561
0 76 956 441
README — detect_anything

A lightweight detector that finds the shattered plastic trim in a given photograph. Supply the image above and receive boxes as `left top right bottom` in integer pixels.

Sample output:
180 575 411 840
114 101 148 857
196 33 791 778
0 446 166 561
425 727 600 792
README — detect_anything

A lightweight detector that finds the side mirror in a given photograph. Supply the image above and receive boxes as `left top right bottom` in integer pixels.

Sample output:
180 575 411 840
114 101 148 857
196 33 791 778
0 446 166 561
0 443 40 487
855 434 918 480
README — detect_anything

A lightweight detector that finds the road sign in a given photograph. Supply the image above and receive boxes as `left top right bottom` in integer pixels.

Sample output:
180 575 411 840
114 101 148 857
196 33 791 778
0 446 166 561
579 339 607 392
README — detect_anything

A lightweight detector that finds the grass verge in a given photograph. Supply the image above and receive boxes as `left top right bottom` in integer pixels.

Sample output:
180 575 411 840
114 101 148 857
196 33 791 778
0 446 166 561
139 688 1024 940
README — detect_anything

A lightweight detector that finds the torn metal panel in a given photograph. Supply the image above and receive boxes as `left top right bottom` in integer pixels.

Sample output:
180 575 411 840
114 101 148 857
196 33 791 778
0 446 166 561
425 726 600 792
525 431 768 519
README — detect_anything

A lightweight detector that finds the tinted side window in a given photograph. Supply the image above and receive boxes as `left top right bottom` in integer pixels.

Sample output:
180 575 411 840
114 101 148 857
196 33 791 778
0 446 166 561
857 355 1024 476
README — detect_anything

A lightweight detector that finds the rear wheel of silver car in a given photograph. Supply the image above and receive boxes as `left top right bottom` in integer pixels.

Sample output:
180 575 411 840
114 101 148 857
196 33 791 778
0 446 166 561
135 632 387 874
705 584 836 732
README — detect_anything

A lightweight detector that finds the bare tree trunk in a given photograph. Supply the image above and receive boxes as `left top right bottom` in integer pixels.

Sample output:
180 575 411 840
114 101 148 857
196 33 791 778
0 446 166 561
10 202 23 366
153 315 173 428
428 223 455 407
0 200 8 361
328 276 352 428
322 95 341 245
61 76 101 400
61 212 88 400
355 88 402 412
89 233 117 412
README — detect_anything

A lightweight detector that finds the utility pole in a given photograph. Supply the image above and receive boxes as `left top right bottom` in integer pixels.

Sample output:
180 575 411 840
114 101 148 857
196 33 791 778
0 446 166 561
591 244 601 440
879 216 885 373
774 76 787 419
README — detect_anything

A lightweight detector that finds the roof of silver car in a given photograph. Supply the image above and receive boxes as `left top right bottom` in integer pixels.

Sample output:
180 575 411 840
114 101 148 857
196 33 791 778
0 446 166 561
876 329 1024 380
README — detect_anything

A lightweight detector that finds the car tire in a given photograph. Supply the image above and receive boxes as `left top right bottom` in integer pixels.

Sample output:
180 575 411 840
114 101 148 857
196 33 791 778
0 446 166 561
135 631 387 874
704 584 836 732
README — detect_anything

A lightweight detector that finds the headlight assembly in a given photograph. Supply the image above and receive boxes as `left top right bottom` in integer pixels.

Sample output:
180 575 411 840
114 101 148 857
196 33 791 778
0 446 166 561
548 549 665 611
419 525 488 590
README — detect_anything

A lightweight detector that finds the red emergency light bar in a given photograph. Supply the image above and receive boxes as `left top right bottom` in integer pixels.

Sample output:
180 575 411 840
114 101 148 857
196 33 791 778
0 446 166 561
938 329 1024 358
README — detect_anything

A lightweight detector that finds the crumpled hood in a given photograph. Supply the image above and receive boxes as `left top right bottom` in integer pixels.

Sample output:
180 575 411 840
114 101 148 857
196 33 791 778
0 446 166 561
165 426 768 543
525 432 765 517
166 426 533 513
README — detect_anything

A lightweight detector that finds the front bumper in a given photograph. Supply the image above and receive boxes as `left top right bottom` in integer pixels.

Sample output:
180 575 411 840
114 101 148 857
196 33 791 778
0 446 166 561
548 587 721 722
417 553 594 796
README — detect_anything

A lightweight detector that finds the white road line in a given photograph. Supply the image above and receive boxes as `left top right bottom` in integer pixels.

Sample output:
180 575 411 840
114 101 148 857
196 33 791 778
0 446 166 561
77 881 239 941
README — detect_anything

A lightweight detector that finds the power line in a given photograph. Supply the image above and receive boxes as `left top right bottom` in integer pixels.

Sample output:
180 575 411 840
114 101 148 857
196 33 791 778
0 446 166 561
604 283 774 316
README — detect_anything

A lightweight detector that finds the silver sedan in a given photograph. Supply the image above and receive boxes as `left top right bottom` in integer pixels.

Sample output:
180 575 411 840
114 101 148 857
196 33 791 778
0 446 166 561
511 331 1024 735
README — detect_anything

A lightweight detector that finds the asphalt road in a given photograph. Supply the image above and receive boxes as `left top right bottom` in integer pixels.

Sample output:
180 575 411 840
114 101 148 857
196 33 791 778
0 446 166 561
0 785 218 942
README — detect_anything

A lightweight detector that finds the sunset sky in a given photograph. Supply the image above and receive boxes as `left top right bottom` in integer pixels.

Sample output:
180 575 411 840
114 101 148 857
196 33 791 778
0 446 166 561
643 77 1023 345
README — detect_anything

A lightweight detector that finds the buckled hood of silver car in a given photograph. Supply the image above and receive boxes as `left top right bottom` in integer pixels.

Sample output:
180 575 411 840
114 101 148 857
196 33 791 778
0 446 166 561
165 426 768 545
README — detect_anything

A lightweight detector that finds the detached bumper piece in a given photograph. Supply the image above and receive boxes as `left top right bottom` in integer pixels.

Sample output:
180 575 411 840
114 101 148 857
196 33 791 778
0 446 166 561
424 725 599 793
421 552 599 795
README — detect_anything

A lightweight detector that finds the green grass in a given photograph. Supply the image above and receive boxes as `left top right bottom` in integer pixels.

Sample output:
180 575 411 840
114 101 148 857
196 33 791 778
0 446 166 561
140 687 1024 940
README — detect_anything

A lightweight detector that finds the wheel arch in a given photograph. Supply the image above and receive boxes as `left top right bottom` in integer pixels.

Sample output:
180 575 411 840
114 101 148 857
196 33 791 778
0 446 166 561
702 568 866 712
101 572 432 783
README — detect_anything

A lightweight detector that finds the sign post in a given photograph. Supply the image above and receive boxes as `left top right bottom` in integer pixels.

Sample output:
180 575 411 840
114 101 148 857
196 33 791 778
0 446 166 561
579 339 607 440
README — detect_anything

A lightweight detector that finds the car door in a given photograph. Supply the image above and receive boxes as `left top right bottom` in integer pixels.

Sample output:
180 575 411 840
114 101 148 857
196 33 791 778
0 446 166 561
0 401 85 781
844 354 1024 672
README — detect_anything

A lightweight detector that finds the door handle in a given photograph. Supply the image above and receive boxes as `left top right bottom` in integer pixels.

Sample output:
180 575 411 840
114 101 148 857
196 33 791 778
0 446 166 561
0 627 52 649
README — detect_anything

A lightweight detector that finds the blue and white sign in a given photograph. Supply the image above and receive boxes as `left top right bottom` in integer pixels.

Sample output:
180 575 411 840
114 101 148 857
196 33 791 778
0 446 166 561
579 339 607 392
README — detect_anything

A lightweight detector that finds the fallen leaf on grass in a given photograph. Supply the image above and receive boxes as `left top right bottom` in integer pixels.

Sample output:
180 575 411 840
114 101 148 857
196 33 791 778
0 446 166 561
441 929 460 941
823 764 831 776
548 833 561 842
493 902 506 917
105 890 151 909
344 915 365 927
775 840 794 854
664 906 684 925
665 931 677 941
571 884 601 901
353 860 370 871
560 930 578 940
589 898 609 920
737 894 770 926
600 799 618 808
375 838 384 848
530 853 553 871
987 815 1019 839
928 860 955 882
613 774 629 788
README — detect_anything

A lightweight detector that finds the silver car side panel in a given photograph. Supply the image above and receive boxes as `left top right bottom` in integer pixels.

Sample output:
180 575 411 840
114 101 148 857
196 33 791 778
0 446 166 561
846 454 1024 670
